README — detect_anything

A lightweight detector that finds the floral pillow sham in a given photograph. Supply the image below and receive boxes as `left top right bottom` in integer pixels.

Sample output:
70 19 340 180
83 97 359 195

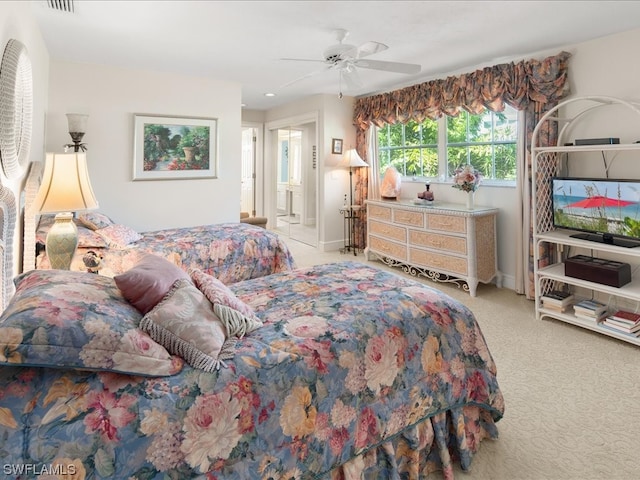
0 269 183 376
96 224 143 248
77 211 115 230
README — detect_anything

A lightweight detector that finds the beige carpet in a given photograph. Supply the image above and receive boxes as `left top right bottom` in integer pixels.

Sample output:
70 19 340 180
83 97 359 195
282 237 640 480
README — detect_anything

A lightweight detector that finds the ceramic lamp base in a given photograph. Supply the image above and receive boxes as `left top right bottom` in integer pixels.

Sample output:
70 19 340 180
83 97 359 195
46 212 78 270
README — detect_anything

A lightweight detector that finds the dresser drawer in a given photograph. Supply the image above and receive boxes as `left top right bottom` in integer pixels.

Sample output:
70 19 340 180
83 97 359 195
369 236 407 260
368 204 392 221
393 209 424 227
427 214 466 233
410 248 468 276
369 220 406 242
409 230 467 255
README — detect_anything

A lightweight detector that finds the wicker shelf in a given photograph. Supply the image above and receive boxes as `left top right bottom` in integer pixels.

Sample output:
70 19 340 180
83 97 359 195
532 96 640 346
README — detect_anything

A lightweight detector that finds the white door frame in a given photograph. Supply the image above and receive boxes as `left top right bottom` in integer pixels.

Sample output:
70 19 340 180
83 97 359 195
241 121 264 216
265 112 319 239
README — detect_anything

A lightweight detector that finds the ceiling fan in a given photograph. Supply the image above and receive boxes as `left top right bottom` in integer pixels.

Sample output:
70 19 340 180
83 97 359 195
280 29 421 97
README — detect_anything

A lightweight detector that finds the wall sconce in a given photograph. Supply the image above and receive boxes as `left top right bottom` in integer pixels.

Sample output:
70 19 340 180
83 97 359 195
64 113 88 152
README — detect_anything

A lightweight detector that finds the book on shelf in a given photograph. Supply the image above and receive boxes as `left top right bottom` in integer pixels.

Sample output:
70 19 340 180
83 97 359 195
602 317 640 332
541 290 574 307
600 320 640 337
573 299 608 317
608 309 640 326
574 310 609 322
542 303 571 313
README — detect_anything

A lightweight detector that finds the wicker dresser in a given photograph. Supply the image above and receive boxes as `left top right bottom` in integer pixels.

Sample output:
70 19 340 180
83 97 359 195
365 199 500 296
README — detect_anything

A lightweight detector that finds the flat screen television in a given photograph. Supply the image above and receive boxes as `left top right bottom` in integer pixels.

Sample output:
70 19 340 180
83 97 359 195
551 177 640 248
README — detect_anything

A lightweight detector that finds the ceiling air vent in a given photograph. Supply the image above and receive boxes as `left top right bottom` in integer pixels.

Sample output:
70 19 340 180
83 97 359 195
47 0 74 13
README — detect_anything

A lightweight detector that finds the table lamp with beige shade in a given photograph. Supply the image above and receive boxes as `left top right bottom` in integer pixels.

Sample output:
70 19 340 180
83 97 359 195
32 152 99 270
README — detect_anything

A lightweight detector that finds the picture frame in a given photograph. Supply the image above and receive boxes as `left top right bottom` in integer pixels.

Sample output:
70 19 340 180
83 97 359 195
133 114 218 180
331 138 343 155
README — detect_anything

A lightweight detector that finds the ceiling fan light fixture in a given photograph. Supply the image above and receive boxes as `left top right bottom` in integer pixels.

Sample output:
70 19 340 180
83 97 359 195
280 29 421 94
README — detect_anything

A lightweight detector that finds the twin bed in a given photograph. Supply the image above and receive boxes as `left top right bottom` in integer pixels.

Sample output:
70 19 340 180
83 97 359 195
0 162 505 479
23 162 296 283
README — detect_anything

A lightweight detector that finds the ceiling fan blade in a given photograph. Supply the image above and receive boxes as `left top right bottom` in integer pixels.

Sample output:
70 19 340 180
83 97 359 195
280 66 331 88
280 57 326 63
340 41 388 60
353 58 421 74
355 41 388 59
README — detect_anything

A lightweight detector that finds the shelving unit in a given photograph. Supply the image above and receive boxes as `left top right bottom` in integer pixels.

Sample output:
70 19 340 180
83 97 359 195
532 96 640 346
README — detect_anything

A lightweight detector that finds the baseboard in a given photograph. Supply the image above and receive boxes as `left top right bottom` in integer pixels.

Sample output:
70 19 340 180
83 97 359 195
318 239 344 252
499 273 515 291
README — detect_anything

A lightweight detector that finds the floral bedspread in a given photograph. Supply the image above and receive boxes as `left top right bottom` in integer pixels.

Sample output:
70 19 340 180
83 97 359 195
38 222 296 283
0 262 503 479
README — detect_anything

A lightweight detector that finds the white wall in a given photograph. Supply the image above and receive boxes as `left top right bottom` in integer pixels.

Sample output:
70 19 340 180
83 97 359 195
47 60 242 232
559 27 640 176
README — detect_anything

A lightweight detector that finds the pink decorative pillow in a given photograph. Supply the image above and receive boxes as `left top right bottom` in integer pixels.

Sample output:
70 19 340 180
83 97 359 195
114 254 191 314
140 279 235 372
97 224 143 248
190 268 262 335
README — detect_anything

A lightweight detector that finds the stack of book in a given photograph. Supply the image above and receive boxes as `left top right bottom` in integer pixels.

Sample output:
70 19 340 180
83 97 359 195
601 309 640 337
573 299 609 321
540 290 574 312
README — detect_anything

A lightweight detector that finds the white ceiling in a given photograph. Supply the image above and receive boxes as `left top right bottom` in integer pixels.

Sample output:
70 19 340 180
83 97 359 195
30 0 640 111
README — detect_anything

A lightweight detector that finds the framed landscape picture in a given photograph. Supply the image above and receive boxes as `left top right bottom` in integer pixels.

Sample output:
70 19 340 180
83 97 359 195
133 114 218 180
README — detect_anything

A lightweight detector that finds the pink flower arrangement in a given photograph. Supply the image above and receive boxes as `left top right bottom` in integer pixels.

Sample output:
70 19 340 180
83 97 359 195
452 165 482 193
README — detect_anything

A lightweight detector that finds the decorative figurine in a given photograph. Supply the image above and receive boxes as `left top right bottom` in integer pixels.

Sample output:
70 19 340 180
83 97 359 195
82 250 103 274
418 183 434 202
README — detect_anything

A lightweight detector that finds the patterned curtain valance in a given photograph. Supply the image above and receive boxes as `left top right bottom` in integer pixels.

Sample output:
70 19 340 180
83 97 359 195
353 51 571 128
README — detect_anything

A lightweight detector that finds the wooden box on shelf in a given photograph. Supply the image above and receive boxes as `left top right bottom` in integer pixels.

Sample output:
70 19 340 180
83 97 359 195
564 254 631 288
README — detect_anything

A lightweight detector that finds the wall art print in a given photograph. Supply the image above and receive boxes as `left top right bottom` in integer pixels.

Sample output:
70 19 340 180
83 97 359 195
133 114 218 180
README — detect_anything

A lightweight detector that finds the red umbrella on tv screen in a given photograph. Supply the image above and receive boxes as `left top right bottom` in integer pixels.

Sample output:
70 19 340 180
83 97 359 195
567 195 635 208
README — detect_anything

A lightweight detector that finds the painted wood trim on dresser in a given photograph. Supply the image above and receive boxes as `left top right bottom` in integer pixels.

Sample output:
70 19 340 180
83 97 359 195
365 199 501 296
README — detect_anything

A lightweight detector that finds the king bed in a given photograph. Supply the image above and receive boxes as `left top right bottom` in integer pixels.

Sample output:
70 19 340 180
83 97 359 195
0 173 504 479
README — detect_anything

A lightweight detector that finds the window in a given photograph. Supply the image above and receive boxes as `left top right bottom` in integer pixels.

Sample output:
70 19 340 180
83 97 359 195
447 106 517 181
377 105 518 182
377 119 439 177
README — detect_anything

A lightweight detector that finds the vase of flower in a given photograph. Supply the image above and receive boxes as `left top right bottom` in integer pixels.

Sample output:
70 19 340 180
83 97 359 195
452 165 482 208
466 191 474 209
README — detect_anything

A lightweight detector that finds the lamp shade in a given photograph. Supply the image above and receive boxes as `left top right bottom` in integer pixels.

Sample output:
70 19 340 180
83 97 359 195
66 113 88 134
342 148 369 168
33 152 99 214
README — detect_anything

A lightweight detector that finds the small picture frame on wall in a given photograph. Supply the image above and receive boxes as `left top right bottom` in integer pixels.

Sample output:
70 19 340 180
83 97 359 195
331 138 343 155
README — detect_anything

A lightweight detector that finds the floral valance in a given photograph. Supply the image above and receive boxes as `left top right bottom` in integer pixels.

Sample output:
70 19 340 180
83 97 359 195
353 51 571 129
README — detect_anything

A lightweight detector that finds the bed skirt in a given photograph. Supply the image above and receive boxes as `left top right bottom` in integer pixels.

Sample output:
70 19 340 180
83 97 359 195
330 405 497 480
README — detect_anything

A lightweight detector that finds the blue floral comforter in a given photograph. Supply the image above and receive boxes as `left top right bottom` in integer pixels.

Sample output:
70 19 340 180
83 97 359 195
38 222 296 283
0 262 503 479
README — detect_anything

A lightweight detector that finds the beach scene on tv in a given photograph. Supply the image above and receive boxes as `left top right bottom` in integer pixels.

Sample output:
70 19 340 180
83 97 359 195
552 178 640 238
